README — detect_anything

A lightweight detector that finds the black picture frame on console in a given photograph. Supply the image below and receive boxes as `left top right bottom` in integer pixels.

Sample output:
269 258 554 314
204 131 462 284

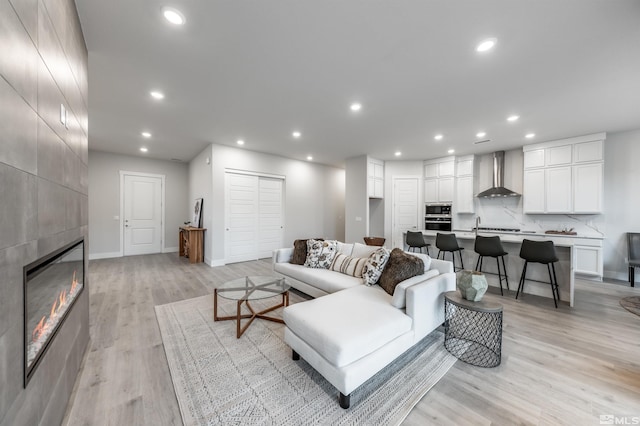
192 198 203 228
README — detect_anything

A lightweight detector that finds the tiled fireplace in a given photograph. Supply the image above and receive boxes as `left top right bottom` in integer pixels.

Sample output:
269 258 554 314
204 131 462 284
24 239 85 386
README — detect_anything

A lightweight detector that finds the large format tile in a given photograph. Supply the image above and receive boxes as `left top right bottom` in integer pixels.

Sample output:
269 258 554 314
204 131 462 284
0 242 37 336
36 55 67 145
65 189 82 230
0 76 37 175
36 117 65 186
0 164 38 251
0 0 38 110
8 0 38 44
37 178 66 238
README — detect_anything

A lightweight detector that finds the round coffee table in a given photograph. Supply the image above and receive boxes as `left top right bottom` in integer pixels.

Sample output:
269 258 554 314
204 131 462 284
214 276 290 338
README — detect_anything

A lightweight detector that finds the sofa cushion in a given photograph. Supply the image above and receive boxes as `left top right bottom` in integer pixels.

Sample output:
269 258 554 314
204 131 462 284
362 247 390 286
405 251 432 272
378 248 424 296
291 238 323 265
274 262 363 293
351 242 380 258
283 285 412 367
304 239 338 269
390 269 440 308
337 242 354 256
330 254 367 277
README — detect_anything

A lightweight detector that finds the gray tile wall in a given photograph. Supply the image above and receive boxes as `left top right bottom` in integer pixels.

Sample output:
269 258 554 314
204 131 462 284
0 0 89 424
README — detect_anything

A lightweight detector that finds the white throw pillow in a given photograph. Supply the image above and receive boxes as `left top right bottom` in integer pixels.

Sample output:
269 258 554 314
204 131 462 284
304 239 338 269
404 251 432 272
362 248 390 286
352 242 379 258
390 269 439 308
337 242 354 257
330 254 367 277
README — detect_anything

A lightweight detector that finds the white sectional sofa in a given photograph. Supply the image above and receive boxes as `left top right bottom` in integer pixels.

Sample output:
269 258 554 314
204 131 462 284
272 242 456 408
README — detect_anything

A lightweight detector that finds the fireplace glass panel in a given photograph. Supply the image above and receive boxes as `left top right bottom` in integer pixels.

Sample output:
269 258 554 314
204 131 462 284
24 239 84 385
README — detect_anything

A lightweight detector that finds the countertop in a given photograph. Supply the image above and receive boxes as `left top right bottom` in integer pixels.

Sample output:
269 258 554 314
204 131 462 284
419 229 604 247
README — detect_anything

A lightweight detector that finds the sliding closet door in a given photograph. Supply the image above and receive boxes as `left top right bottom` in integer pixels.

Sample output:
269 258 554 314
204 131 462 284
257 178 283 258
225 173 284 264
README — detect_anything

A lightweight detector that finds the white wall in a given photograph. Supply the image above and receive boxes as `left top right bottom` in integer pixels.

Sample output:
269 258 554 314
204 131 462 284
88 150 189 257
602 129 640 281
345 156 368 243
204 144 345 265
189 147 213 264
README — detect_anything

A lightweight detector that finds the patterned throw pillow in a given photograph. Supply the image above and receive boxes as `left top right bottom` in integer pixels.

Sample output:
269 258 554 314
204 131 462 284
330 254 367 277
362 247 391 286
304 239 338 269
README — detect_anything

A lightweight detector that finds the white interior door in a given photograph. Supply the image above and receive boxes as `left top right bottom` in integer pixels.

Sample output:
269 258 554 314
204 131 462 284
225 173 259 263
123 174 163 256
258 178 283 258
392 177 419 249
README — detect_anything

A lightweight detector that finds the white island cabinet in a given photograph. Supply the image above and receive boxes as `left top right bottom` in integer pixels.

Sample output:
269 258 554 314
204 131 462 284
523 133 604 214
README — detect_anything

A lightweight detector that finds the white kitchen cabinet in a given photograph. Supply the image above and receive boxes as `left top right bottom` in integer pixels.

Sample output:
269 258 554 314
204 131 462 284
424 156 455 203
523 169 545 213
545 167 572 213
455 155 476 213
456 176 474 213
523 133 605 214
573 163 603 213
368 159 384 198
574 245 603 277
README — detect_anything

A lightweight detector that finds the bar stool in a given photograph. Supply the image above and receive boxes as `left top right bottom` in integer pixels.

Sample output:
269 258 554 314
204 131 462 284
406 231 430 255
436 233 464 271
516 239 560 308
474 235 509 296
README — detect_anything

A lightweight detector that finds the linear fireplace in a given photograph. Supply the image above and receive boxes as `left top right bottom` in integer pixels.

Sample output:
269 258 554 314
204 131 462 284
23 238 85 386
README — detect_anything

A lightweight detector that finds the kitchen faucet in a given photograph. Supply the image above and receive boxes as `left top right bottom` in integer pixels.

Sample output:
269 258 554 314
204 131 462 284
475 216 481 236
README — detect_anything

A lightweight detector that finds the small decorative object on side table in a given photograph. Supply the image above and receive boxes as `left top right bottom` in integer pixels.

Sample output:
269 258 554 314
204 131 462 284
457 270 488 301
443 291 503 367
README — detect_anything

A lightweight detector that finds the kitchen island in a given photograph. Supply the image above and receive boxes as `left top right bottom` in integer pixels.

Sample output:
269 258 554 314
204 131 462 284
418 229 604 307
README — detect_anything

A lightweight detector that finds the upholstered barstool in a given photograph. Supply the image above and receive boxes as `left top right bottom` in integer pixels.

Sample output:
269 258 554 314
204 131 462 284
436 233 464 271
516 239 560 308
406 231 430 255
474 235 509 296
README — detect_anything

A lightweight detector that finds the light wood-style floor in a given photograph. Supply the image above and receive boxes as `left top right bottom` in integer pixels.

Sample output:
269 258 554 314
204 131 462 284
62 253 640 425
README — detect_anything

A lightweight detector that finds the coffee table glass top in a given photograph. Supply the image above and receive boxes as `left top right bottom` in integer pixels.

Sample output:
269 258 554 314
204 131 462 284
217 276 290 301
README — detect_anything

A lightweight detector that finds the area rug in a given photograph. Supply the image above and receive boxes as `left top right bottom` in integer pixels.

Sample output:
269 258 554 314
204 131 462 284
155 292 457 426
620 296 640 317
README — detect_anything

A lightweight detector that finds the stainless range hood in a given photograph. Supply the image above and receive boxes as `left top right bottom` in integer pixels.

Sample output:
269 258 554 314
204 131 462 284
476 151 521 198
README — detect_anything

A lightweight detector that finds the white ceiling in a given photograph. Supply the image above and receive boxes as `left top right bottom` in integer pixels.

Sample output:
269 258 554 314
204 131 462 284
76 0 640 168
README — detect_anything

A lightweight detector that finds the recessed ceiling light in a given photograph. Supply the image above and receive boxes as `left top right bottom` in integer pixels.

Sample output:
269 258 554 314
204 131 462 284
507 115 520 122
141 131 151 138
150 91 164 100
434 134 443 141
162 7 185 25
395 151 402 157
140 147 148 153
476 38 497 52
236 139 245 145
292 131 301 139
307 155 313 161
350 103 362 112
476 131 486 138
525 133 536 139
448 149 455 154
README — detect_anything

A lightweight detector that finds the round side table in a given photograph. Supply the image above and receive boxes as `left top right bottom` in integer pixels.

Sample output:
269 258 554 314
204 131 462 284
443 291 503 367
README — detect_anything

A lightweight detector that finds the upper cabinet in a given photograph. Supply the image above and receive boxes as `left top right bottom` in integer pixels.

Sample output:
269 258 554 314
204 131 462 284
455 155 476 214
424 157 455 203
523 133 604 214
368 158 384 198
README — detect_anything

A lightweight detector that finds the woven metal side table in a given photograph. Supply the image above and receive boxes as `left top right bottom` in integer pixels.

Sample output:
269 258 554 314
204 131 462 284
444 291 503 367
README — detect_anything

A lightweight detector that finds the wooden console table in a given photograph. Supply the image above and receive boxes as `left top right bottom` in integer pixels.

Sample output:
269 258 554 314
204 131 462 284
179 227 206 263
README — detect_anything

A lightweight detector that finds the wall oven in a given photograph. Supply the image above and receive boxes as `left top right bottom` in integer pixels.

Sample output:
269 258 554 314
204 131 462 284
425 203 452 232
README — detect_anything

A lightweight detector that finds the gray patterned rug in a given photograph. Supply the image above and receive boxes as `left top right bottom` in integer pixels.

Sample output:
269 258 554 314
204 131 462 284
620 296 640 317
155 292 457 426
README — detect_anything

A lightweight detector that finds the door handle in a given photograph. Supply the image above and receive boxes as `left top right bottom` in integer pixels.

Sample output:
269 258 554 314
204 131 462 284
226 228 230 231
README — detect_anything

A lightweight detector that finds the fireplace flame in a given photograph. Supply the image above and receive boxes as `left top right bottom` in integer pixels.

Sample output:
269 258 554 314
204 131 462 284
30 270 81 346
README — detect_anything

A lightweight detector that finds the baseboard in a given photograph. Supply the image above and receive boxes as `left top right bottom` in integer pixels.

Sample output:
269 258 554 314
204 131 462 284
604 270 634 283
89 251 121 260
163 246 179 253
210 258 225 267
